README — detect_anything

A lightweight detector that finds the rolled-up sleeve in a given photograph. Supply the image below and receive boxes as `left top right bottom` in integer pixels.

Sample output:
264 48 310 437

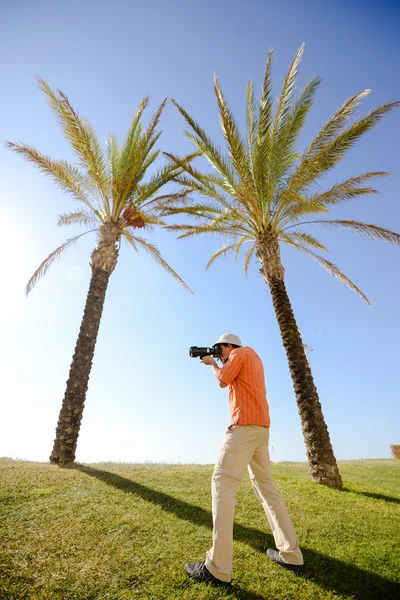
217 351 244 385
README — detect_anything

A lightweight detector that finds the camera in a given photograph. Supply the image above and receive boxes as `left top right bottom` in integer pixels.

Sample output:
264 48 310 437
189 345 221 359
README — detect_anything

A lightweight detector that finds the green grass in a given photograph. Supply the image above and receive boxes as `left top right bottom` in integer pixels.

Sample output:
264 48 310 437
1 458 399 599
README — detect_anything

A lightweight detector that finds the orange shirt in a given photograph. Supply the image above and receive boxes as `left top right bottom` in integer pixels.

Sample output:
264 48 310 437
217 346 270 427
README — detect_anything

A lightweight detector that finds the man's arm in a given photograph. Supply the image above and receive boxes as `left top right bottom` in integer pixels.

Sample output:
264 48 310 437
201 356 228 388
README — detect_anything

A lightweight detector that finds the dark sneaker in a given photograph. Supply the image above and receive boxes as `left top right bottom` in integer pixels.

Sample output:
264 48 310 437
266 549 304 574
184 561 231 586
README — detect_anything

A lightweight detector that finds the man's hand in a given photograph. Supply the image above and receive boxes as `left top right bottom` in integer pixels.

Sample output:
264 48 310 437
201 356 227 388
201 356 218 367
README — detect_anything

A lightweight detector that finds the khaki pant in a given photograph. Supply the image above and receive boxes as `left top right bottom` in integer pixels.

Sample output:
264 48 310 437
205 425 303 582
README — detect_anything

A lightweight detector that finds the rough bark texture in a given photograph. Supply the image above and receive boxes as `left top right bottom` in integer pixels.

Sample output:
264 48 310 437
50 224 119 464
256 230 343 489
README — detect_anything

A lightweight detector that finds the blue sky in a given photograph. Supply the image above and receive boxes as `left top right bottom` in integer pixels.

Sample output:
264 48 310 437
1 0 399 466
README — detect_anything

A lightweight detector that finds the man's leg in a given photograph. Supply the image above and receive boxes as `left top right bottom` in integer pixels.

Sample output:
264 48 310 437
248 429 304 566
205 425 260 582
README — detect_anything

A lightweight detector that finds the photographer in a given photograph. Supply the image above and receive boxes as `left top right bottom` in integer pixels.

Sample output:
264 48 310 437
185 334 304 586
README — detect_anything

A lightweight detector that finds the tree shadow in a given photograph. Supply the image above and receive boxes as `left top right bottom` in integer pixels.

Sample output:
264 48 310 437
342 487 400 504
64 464 400 600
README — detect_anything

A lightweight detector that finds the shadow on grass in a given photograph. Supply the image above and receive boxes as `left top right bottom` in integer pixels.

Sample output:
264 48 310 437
66 464 400 600
342 487 400 504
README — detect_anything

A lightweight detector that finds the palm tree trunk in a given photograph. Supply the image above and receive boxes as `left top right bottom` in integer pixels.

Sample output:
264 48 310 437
268 276 342 488
50 224 119 464
49 267 111 464
256 230 342 488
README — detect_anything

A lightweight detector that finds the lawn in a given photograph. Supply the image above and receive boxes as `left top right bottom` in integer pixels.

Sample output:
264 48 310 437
1 458 399 599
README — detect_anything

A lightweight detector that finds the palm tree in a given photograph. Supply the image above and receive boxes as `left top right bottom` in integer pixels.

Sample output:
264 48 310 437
7 78 195 465
163 45 400 488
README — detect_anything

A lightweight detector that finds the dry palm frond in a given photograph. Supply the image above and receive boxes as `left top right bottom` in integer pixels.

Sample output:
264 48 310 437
243 243 256 276
58 210 100 228
141 191 192 211
123 231 193 293
205 236 250 270
167 222 248 240
162 203 223 219
283 239 371 305
282 231 329 252
205 243 238 269
26 230 98 295
6 143 102 217
233 236 250 261
287 219 400 244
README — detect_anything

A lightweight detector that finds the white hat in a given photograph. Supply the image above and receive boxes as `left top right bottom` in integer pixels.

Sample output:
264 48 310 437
213 333 242 347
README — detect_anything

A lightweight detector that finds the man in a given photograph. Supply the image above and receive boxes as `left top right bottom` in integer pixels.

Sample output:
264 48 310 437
184 333 304 586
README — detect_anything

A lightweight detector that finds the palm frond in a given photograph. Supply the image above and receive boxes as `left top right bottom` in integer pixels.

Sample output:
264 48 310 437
306 89 372 156
132 152 199 207
259 45 305 215
166 222 247 240
246 79 261 203
141 191 192 211
171 99 237 188
257 50 274 152
137 149 160 179
125 99 168 188
123 232 138 251
164 152 233 205
273 75 321 182
213 74 252 186
233 236 250 261
132 213 166 228
166 155 260 234
123 231 193 293
243 243 255 276
288 99 400 193
283 239 371 306
105 134 121 182
162 203 223 219
281 231 329 252
6 142 102 217
246 80 258 154
294 219 400 244
26 230 97 295
278 172 386 228
273 43 305 137
205 243 237 269
58 210 100 228
110 98 167 213
36 78 109 201
120 96 150 167
253 51 274 202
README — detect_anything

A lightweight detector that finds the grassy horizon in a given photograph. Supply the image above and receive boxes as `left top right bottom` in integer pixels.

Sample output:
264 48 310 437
1 458 399 599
